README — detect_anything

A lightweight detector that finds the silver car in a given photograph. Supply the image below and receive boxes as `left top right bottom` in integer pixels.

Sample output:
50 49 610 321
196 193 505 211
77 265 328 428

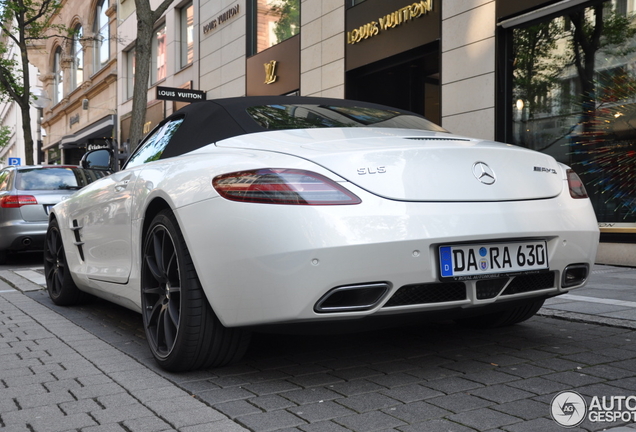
0 165 109 263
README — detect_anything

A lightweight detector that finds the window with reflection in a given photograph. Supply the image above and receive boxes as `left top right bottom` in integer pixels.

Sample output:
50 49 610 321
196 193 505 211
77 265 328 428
246 104 446 131
509 0 636 226
53 47 63 104
251 0 299 54
346 0 366 7
180 3 194 68
94 0 110 70
125 118 185 169
71 25 84 90
126 48 135 99
151 24 167 83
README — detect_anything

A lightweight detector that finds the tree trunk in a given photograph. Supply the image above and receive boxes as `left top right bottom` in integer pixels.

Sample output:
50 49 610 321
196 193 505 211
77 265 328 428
127 0 174 154
128 10 153 152
17 5 33 165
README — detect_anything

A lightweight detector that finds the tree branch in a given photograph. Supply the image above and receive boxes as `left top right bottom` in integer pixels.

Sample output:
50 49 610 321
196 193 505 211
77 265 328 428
151 0 175 23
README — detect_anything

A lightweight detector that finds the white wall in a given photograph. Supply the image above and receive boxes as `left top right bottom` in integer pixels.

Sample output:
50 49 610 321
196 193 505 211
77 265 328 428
200 0 246 98
300 0 345 98
441 0 496 140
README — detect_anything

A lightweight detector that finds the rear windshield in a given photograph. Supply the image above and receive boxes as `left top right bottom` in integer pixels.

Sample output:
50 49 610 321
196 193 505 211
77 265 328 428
16 167 109 191
246 104 447 132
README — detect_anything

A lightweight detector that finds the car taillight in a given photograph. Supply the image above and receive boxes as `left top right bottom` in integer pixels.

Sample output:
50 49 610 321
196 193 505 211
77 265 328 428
0 195 38 208
566 169 588 199
213 169 361 205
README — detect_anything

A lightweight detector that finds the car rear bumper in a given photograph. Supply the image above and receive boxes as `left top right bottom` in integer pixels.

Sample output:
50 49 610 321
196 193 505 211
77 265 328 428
176 192 600 328
0 220 47 251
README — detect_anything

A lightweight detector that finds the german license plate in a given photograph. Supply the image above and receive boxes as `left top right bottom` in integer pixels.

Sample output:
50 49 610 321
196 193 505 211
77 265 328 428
439 240 548 280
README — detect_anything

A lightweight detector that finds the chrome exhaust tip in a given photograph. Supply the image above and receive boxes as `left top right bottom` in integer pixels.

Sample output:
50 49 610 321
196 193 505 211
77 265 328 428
314 282 391 313
562 264 590 288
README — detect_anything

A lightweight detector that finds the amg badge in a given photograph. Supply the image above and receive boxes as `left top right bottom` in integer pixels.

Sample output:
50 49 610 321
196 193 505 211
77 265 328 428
534 166 557 174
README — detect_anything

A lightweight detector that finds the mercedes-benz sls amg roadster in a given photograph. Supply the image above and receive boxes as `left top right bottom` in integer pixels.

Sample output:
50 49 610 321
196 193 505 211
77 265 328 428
44 96 599 371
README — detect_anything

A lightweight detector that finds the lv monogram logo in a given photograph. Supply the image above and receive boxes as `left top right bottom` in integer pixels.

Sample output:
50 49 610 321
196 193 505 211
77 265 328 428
264 60 278 84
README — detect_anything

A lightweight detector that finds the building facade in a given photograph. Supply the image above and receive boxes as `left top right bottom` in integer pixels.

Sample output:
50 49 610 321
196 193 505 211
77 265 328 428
29 0 635 265
29 0 118 166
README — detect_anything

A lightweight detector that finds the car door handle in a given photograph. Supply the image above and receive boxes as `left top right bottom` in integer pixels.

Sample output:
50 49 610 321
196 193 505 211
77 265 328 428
114 180 130 192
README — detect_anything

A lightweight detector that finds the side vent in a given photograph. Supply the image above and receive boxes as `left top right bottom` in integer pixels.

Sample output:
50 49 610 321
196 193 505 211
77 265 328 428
71 219 85 261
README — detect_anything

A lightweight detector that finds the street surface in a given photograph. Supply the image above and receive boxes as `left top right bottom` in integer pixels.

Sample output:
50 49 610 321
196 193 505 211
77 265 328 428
1 252 635 431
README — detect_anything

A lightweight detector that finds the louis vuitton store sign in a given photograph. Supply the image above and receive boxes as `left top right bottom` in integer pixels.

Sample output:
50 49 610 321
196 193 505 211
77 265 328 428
347 0 433 45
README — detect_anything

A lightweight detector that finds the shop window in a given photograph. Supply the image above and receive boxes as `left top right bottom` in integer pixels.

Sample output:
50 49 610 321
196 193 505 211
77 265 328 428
346 0 366 8
180 3 194 68
71 24 84 91
53 47 63 104
248 0 299 55
126 48 135 99
508 0 636 225
94 0 110 70
151 23 167 83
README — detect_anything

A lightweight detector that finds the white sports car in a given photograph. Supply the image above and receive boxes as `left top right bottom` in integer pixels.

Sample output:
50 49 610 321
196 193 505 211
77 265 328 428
45 96 599 371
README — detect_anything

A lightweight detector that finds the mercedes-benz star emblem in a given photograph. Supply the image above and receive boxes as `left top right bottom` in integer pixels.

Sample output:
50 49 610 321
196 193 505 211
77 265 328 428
472 162 496 185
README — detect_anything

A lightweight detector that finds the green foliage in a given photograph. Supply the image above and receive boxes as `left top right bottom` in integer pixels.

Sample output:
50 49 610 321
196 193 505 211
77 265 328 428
270 0 299 43
0 125 12 148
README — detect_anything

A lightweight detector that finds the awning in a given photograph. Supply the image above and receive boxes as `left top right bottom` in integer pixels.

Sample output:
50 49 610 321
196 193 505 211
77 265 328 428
59 115 115 149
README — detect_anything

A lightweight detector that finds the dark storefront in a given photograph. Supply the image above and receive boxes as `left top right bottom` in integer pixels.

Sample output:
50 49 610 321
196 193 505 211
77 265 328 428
121 102 164 156
496 0 636 241
53 115 115 165
345 0 440 124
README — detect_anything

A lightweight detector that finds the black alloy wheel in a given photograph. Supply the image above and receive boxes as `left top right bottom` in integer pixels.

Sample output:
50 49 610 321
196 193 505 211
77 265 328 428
44 218 86 305
142 217 182 360
141 210 250 371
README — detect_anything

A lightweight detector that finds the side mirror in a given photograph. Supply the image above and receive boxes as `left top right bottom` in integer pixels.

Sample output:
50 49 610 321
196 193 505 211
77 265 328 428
80 149 116 171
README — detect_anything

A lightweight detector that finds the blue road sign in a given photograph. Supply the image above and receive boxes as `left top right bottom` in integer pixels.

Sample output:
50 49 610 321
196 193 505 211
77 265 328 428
8 157 20 166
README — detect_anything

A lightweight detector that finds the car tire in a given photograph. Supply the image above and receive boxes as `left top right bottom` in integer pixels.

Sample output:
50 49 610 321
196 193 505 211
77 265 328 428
44 218 87 306
455 298 545 328
141 210 251 372
0 250 7 265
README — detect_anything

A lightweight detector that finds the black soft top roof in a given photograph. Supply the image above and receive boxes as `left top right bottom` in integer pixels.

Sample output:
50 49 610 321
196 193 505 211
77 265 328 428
158 96 421 159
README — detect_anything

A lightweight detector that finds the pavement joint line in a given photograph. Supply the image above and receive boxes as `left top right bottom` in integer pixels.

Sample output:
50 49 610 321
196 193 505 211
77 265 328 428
538 309 636 329
0 289 17 293
592 266 636 274
559 293 636 308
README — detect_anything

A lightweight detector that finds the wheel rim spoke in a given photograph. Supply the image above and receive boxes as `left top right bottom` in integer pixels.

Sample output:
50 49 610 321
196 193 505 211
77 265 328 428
153 231 165 277
142 286 163 296
167 290 180 327
144 253 163 284
162 308 176 349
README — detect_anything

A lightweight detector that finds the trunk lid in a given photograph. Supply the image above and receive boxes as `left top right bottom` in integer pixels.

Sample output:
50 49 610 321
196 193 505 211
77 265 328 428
217 128 564 202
